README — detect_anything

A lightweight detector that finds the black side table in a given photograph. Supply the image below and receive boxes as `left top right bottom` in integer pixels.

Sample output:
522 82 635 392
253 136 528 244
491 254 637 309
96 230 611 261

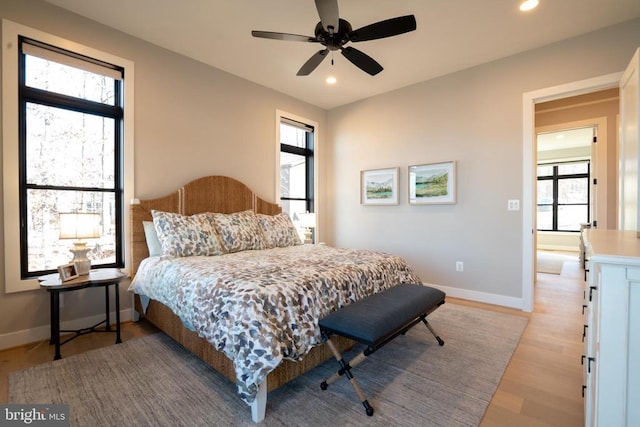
39 268 126 360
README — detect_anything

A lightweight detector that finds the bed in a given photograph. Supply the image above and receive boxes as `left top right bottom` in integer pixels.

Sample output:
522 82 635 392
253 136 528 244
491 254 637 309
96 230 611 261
128 175 422 422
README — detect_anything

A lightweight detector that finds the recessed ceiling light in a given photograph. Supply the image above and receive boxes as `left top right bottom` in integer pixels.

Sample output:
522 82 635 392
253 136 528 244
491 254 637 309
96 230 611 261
326 76 337 85
519 0 539 11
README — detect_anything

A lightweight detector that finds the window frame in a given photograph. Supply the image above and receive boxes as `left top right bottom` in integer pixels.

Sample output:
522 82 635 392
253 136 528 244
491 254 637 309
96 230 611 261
275 110 319 237
279 119 314 212
2 20 135 292
19 36 125 278
536 160 590 232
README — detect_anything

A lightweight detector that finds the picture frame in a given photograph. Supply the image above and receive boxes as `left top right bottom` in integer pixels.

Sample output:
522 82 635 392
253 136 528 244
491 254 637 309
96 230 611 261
58 263 79 282
409 161 457 205
361 167 399 205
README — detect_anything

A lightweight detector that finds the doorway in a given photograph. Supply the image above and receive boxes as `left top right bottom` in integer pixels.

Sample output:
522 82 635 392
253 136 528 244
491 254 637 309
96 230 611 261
535 126 593 276
521 72 622 312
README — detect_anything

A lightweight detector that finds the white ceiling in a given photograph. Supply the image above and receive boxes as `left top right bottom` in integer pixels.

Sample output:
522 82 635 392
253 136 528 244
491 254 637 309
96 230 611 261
537 127 594 153
42 0 640 110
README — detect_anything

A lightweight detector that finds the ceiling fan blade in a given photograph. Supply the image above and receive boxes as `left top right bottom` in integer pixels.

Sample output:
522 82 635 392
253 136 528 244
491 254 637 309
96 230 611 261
315 0 340 33
340 46 383 76
251 31 316 42
349 15 417 42
297 49 329 76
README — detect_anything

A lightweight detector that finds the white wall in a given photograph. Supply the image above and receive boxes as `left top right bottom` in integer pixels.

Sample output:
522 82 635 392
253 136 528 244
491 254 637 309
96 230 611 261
326 20 640 307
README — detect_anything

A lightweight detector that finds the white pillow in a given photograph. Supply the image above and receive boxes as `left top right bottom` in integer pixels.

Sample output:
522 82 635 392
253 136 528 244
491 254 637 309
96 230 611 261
142 221 162 257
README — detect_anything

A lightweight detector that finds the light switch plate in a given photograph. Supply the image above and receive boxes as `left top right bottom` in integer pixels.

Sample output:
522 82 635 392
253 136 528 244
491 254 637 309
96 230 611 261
508 199 520 211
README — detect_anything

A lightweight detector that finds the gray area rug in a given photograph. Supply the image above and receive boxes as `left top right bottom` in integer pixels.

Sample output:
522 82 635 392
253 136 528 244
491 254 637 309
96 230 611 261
9 303 527 426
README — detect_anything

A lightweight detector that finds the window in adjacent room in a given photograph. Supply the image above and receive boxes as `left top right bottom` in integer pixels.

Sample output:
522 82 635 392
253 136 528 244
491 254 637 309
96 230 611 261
278 115 315 239
537 161 590 231
2 20 135 292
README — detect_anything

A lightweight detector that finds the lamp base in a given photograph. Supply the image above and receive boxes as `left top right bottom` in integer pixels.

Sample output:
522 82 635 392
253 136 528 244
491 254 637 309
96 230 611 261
303 228 313 245
69 242 92 275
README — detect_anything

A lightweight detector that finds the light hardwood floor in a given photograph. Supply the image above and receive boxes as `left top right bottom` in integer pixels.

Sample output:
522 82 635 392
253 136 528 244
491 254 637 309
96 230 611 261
479 256 584 426
1 264 585 426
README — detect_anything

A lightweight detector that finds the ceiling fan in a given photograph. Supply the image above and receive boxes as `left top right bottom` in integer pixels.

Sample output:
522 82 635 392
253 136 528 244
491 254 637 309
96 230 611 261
251 0 417 76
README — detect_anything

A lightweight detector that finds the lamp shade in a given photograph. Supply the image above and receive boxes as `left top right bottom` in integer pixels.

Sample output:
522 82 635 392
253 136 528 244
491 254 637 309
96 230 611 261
297 212 316 228
59 213 101 240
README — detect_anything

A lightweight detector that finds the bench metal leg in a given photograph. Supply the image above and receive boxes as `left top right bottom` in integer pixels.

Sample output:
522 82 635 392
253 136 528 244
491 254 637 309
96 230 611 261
422 318 444 346
321 337 374 416
322 348 367 387
320 311 444 417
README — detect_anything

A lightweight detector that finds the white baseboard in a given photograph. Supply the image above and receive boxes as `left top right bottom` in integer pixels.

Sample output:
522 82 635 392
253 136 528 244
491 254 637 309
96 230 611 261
0 308 134 351
425 283 524 310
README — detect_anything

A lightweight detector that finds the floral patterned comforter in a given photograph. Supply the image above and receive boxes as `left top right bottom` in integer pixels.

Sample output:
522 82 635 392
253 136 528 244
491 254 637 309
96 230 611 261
129 244 421 403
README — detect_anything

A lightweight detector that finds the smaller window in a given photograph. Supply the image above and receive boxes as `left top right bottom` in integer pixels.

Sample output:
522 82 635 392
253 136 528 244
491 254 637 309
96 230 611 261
279 117 314 239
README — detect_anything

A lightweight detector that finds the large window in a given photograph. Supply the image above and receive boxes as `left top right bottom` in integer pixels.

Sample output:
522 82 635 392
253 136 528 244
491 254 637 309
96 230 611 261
3 20 134 293
537 161 590 231
18 38 125 278
279 117 314 227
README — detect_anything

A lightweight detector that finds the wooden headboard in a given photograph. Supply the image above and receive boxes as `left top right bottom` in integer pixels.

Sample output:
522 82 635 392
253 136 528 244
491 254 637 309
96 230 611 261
130 175 281 275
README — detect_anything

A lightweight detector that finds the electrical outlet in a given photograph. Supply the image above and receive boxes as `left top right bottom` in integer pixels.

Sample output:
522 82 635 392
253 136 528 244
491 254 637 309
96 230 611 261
456 261 464 272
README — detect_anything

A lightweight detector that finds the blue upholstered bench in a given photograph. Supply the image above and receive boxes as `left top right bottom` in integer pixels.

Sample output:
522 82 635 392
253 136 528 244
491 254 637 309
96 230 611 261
318 283 446 416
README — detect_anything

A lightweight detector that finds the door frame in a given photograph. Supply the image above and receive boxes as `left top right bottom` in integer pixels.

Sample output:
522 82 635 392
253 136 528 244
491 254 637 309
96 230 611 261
521 72 622 312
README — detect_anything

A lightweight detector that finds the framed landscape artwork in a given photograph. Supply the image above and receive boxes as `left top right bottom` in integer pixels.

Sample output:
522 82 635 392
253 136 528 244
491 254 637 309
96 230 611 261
409 161 457 205
361 167 399 205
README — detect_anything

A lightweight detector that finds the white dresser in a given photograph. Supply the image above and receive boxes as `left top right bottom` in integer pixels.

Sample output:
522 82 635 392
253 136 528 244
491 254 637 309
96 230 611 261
582 229 640 427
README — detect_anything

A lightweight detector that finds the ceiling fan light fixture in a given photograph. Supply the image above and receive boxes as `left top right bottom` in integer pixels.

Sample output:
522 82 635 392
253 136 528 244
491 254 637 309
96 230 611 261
519 0 539 11
326 76 337 84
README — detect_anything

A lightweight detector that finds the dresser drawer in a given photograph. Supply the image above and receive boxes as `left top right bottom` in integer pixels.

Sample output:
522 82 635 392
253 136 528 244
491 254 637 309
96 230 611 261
627 268 640 281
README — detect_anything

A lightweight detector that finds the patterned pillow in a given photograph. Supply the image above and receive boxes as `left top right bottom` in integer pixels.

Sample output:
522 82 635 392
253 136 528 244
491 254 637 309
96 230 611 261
151 210 224 257
257 213 302 248
211 210 266 253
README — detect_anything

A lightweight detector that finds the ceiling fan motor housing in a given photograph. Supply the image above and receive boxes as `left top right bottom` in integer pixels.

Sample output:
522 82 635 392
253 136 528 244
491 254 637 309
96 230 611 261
314 19 352 50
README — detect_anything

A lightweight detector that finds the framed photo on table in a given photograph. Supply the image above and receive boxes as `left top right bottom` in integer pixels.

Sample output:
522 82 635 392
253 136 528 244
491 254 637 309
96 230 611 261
58 263 78 282
361 167 399 205
409 161 457 205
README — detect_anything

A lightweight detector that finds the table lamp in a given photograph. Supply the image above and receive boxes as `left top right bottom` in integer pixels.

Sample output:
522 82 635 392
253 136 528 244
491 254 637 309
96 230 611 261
297 212 316 244
59 212 100 275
